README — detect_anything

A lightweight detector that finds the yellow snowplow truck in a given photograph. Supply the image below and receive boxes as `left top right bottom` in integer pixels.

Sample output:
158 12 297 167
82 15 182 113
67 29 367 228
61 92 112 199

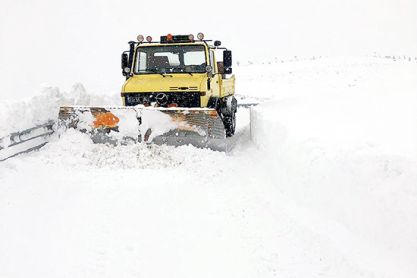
58 33 237 151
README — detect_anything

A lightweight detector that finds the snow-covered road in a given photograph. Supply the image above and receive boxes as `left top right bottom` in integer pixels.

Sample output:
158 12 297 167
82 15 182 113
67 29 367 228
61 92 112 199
1 56 416 278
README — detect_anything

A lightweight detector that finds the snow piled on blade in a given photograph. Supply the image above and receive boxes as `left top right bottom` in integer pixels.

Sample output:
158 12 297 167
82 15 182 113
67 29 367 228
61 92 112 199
139 108 178 141
0 83 119 138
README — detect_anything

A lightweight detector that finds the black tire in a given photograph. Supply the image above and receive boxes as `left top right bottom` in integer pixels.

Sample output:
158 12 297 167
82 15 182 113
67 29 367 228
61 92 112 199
223 111 236 137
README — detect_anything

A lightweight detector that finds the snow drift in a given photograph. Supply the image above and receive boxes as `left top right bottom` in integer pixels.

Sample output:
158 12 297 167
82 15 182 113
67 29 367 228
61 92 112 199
248 56 417 277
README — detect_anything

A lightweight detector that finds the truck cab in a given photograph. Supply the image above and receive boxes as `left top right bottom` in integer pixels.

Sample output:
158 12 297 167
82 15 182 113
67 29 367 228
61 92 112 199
120 33 237 136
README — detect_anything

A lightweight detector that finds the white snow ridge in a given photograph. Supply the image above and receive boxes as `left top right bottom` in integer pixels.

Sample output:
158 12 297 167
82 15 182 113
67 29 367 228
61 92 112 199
0 57 416 278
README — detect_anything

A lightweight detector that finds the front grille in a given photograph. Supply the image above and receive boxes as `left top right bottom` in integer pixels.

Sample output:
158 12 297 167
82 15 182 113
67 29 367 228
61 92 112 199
123 92 201 107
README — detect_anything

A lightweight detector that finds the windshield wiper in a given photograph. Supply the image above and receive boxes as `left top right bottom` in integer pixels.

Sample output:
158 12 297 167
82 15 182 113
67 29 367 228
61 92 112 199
171 67 193 76
146 69 169 77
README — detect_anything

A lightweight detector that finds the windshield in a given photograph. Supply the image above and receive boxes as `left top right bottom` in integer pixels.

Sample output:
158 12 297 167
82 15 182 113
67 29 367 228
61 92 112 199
134 45 207 74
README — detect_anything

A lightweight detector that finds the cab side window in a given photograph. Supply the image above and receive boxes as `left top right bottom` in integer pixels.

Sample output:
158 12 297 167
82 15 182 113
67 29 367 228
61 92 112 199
209 50 215 74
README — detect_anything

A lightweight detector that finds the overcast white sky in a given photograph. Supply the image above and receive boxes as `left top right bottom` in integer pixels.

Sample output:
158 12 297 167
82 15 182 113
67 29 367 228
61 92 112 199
0 0 416 99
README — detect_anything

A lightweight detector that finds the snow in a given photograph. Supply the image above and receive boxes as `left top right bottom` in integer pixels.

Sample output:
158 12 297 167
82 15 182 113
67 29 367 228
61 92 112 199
139 108 191 141
0 83 118 138
1 56 417 277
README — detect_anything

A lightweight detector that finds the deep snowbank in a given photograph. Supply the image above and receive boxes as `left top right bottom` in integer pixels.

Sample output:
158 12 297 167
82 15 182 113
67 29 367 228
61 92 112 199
39 129 225 169
249 59 417 276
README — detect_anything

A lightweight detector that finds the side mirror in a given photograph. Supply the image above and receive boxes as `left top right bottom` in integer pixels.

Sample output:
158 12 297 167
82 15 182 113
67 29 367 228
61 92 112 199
223 50 232 70
121 53 129 75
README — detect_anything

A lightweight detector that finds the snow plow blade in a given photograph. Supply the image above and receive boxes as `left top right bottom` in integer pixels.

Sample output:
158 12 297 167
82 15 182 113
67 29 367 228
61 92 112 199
58 106 227 151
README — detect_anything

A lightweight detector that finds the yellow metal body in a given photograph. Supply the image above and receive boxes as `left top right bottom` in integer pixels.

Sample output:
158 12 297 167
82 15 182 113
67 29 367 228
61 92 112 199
121 42 235 107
